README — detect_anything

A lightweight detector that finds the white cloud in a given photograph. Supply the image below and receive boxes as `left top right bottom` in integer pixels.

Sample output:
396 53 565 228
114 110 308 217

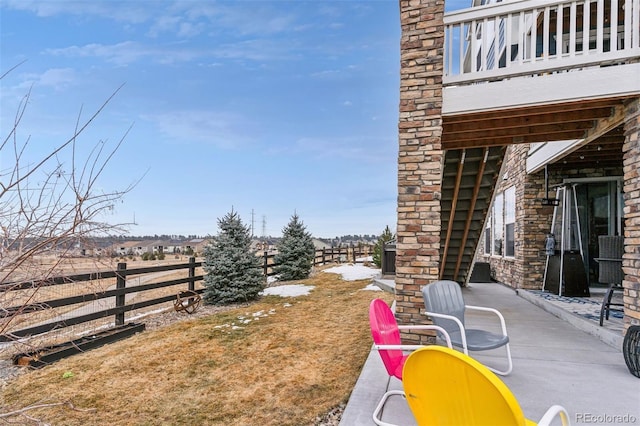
3 0 150 23
16 68 76 91
147 14 205 39
141 110 253 149
4 1 307 41
147 15 183 37
177 21 205 38
46 41 146 66
211 39 294 62
44 38 291 66
310 69 344 80
294 136 393 163
45 41 206 66
182 3 297 36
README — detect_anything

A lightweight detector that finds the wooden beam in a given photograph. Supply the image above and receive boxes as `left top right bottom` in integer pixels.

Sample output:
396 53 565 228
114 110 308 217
440 150 466 280
564 104 626 152
443 129 589 149
442 107 613 134
453 147 489 282
443 121 596 143
443 98 623 125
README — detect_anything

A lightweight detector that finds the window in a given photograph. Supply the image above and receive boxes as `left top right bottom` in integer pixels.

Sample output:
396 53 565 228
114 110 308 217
505 187 515 257
485 213 492 254
486 187 516 258
493 193 503 256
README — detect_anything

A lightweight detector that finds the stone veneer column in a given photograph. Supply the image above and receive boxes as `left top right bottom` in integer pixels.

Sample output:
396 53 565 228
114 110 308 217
622 97 640 329
397 0 445 343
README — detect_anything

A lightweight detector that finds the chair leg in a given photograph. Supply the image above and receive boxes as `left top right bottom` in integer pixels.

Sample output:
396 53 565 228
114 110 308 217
372 390 405 426
605 287 615 320
537 405 571 426
485 343 513 376
599 284 616 326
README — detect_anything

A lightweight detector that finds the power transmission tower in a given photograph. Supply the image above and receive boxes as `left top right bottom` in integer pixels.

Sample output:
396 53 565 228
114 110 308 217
251 209 255 238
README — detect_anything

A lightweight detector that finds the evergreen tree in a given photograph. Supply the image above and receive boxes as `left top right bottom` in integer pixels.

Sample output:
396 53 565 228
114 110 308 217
273 213 316 281
203 210 264 305
373 225 395 268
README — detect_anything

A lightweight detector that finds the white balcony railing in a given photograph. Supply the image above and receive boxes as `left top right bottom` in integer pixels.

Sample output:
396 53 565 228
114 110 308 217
444 0 640 85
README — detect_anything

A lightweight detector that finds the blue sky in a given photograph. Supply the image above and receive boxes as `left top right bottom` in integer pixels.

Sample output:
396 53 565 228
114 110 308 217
1 0 468 239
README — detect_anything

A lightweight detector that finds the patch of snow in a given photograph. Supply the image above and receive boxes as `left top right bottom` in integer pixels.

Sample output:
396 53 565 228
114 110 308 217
127 307 170 322
71 307 171 337
356 256 373 262
323 264 381 281
217 308 277 329
260 284 315 297
362 283 383 291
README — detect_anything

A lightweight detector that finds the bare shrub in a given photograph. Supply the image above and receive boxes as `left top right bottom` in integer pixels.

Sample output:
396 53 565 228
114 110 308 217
1 63 136 355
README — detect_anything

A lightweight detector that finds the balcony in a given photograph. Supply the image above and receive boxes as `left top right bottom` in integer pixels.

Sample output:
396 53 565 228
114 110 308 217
434 0 639 284
444 0 640 84
441 0 640 150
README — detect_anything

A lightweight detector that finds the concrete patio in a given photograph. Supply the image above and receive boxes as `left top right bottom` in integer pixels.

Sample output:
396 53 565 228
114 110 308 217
340 281 640 425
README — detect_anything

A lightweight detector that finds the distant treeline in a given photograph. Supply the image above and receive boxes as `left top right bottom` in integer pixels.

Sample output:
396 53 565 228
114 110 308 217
90 234 381 245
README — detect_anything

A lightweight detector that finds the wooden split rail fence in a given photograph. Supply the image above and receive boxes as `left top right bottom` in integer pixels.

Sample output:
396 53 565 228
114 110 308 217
1 246 373 346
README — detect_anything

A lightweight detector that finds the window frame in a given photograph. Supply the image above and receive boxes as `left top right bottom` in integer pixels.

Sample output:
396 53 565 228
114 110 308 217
485 212 492 255
492 192 504 256
504 186 515 258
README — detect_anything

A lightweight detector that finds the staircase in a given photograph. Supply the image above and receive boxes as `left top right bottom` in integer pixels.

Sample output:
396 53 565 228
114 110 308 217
434 0 639 284
439 146 506 283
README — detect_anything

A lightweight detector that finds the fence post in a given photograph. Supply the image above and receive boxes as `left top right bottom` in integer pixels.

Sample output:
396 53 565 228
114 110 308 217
351 243 356 263
322 248 326 265
263 251 269 276
188 257 196 292
115 262 126 326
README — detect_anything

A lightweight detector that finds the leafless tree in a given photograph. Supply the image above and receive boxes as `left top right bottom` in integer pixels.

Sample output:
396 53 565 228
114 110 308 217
1 64 137 346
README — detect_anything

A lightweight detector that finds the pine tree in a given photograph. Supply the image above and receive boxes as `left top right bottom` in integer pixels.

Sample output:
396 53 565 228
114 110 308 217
373 225 395 268
273 213 316 281
203 210 264 305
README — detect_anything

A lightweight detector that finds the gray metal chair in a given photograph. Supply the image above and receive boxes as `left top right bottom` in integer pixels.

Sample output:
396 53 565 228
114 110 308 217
421 280 513 375
596 235 624 326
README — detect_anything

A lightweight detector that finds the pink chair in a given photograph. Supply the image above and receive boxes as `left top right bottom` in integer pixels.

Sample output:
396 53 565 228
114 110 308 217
369 299 452 426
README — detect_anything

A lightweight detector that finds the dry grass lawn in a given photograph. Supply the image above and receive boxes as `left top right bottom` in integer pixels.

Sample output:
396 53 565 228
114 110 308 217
1 267 394 425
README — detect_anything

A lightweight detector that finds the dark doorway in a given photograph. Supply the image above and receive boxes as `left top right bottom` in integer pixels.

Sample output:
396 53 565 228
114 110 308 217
574 179 623 287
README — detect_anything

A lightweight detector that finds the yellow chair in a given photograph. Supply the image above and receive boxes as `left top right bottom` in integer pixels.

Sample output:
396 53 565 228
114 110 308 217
401 346 570 426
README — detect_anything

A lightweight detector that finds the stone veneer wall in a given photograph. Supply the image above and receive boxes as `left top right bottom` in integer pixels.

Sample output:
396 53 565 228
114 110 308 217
478 144 625 292
476 144 558 290
397 0 444 344
622 98 640 328
398 0 640 332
